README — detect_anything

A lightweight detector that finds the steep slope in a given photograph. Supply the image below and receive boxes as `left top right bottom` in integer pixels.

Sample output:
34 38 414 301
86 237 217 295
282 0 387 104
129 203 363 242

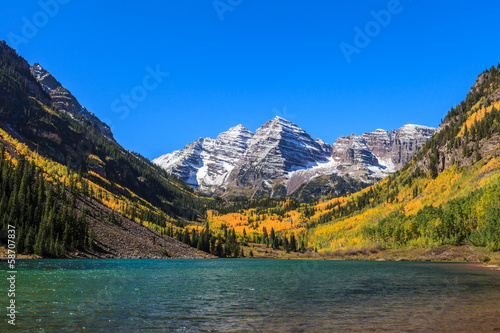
155 116 436 201
0 129 208 258
0 41 208 220
30 63 114 140
0 40 212 258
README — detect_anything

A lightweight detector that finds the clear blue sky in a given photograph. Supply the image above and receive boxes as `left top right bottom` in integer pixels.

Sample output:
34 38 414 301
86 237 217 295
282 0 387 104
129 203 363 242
2 1 500 159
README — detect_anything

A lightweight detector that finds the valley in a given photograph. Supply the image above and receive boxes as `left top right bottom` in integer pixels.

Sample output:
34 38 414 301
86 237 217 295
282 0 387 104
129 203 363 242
3 3 500 332
0 40 500 263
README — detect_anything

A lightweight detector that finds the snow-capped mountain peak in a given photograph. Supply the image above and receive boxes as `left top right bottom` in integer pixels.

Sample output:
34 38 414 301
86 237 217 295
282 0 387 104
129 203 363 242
153 119 437 198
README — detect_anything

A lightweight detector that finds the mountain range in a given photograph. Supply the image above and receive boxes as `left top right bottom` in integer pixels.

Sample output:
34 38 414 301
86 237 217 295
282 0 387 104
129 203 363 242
153 117 436 200
1 38 499 261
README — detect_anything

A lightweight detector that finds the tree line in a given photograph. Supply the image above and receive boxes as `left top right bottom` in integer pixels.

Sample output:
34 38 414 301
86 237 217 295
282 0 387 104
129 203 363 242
0 146 90 257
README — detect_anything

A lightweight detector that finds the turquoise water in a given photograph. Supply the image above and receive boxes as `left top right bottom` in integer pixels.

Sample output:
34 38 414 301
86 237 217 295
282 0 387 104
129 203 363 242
1 259 500 332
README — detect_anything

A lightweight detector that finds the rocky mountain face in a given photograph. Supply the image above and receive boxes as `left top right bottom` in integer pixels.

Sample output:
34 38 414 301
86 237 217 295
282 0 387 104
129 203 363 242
153 124 254 189
326 124 437 181
153 117 437 200
30 63 114 140
222 117 333 198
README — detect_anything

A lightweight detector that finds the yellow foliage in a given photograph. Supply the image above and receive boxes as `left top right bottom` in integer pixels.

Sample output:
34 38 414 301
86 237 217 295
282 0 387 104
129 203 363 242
457 101 500 137
88 154 104 164
29 97 60 117
0 127 177 230
210 153 500 251
88 170 111 185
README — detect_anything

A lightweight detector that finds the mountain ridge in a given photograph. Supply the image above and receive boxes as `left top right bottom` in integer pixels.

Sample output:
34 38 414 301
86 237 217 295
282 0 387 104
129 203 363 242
153 116 436 200
30 63 114 140
0 40 213 258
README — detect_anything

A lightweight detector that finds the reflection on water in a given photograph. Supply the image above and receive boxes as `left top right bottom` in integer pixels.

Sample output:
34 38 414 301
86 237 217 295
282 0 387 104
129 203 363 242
1 259 499 332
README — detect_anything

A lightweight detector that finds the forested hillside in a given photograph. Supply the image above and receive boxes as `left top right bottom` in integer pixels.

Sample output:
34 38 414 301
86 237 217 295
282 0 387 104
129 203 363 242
208 65 500 255
0 41 216 257
0 41 209 221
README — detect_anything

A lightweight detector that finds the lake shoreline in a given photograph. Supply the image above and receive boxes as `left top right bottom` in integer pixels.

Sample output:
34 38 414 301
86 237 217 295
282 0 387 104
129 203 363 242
2 243 499 271
240 243 500 266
